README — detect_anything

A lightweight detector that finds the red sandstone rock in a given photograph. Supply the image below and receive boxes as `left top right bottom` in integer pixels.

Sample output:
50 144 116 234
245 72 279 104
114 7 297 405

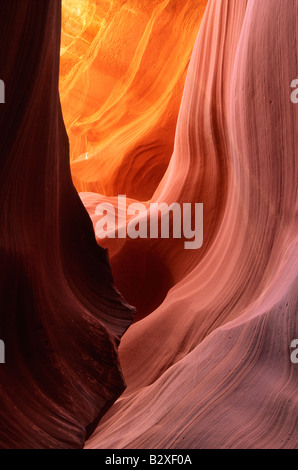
0 1 134 449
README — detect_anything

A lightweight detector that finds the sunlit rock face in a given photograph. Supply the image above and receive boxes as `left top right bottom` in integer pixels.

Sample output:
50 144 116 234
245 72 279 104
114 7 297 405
0 1 134 449
60 0 208 200
60 0 211 318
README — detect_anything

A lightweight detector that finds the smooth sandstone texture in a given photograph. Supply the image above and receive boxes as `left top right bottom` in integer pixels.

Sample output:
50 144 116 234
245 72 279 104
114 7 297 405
60 0 208 200
0 1 134 449
79 0 243 318
84 0 298 449
0 0 297 450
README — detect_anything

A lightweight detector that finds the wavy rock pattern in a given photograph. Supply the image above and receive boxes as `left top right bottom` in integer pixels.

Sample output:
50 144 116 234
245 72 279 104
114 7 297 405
0 0 297 450
84 0 298 449
60 0 208 200
0 1 134 449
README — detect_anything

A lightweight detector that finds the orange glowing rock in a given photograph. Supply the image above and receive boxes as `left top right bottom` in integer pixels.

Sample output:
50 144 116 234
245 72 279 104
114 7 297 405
60 0 208 200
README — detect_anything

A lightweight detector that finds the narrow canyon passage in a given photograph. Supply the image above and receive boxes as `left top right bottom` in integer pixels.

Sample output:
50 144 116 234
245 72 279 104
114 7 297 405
0 0 297 449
